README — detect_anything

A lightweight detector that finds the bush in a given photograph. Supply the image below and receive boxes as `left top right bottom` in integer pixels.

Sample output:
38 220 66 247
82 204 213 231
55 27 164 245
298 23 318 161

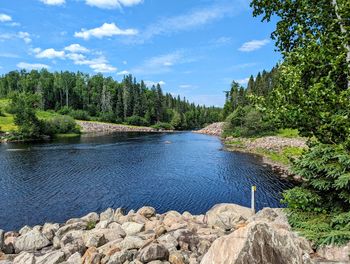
43 116 80 135
151 122 174 130
98 112 116 123
68 109 90 121
225 105 275 137
57 106 72 115
125 115 149 126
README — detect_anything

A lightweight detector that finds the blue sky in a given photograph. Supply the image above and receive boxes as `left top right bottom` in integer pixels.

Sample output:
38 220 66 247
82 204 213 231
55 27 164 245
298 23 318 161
0 0 280 106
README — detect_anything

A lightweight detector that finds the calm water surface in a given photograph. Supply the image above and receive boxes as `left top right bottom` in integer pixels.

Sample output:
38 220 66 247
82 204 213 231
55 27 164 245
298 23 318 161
0 132 293 230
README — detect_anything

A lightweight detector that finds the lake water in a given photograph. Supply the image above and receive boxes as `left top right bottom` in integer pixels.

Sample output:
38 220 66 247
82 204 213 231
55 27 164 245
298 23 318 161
0 132 293 231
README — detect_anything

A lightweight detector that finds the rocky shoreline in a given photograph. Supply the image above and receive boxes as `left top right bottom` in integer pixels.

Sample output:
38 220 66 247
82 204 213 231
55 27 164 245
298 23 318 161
76 121 158 134
1 204 348 264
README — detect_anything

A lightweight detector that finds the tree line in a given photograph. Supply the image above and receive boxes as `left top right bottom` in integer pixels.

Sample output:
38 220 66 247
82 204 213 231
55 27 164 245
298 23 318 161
0 70 221 130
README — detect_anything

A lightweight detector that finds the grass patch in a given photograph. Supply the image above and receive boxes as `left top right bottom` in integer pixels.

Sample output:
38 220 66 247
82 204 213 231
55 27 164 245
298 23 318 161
0 114 17 132
276 128 300 138
225 139 245 148
256 146 304 165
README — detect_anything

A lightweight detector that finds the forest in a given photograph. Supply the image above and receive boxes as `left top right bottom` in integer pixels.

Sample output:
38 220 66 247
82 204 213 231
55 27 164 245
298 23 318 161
0 71 221 136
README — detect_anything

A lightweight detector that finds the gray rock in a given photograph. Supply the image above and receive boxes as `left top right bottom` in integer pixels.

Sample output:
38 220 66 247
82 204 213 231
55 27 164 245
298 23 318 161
100 208 114 222
13 252 35 264
107 250 137 264
14 229 51 253
82 231 107 248
81 212 99 223
201 221 313 264
139 243 169 263
118 236 145 250
205 203 253 231
157 233 178 252
56 222 87 239
3 232 19 254
60 231 86 258
121 222 144 236
19 226 32 236
42 223 60 241
36 250 65 264
81 247 102 264
316 242 350 263
137 207 156 219
66 252 82 264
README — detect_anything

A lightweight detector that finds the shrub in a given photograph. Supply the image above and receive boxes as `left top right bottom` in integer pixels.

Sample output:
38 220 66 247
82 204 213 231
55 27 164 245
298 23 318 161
68 109 90 121
151 122 174 130
225 105 275 137
125 115 149 126
43 116 80 135
98 112 116 123
58 106 72 115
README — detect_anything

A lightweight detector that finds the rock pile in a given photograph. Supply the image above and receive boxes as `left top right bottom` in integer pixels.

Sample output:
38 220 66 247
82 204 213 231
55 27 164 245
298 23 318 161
193 123 225 137
77 121 157 133
0 204 348 264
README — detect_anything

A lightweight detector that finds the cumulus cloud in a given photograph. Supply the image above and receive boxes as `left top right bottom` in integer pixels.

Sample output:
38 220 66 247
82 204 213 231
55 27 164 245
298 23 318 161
238 39 270 52
68 54 117 73
236 78 249 85
179 84 196 89
0 14 12 22
40 0 65 5
18 31 32 44
35 48 65 59
75 23 138 40
17 62 50 70
117 70 130 75
64 44 90 53
85 0 143 9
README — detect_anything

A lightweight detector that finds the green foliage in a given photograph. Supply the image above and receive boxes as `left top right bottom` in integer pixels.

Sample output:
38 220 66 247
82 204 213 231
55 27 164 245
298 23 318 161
68 109 90 121
225 105 275 137
282 187 324 212
98 112 116 123
10 92 44 139
151 122 174 130
43 116 80 136
286 210 350 247
86 221 96 230
276 129 299 138
125 115 149 126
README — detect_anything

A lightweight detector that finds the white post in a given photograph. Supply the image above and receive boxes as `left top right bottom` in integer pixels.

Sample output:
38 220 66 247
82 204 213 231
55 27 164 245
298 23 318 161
251 185 256 214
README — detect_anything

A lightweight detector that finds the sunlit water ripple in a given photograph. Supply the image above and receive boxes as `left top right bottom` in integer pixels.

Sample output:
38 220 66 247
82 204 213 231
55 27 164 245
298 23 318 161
0 132 293 231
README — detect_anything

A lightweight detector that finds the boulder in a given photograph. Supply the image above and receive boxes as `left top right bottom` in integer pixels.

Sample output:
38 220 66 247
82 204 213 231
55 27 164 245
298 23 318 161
201 221 313 264
59 231 86 257
97 239 123 256
205 203 253 231
247 208 290 230
19 226 32 236
113 208 125 224
107 249 137 264
118 236 145 250
42 223 60 241
86 228 125 243
3 232 19 254
35 250 65 264
137 207 156 219
138 243 169 263
66 252 82 264
82 247 102 264
121 222 144 236
163 211 182 227
82 231 107 248
316 242 350 263
157 234 178 252
100 208 114 222
81 212 99 223
56 222 87 240
14 229 51 253
13 252 35 264
169 251 185 264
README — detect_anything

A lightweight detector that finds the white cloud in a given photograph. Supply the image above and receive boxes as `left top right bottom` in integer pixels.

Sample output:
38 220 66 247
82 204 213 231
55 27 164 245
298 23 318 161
75 23 138 40
17 62 50 70
18 31 32 44
64 44 90 53
134 4 235 43
35 48 65 59
144 80 166 87
117 70 130 75
0 14 12 22
85 0 143 9
132 51 184 75
238 39 270 52
179 84 196 89
90 63 117 73
236 78 249 85
40 0 65 5
69 54 117 73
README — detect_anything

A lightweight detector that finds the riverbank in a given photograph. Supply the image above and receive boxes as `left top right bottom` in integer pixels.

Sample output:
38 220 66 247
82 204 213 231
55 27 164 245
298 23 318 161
195 122 307 181
0 204 347 264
